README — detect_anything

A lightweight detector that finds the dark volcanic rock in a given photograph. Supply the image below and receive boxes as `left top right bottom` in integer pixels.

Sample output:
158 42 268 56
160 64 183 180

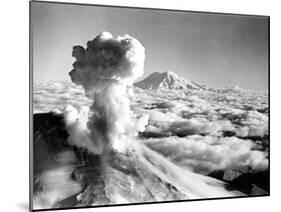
34 113 70 153
208 170 269 195
33 113 71 176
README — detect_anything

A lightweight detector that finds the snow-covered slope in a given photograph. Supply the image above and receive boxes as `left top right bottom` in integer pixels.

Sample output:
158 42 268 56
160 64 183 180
134 71 206 90
33 113 243 210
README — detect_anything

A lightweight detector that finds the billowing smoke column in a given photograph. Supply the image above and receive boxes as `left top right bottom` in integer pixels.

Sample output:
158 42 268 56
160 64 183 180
69 32 147 155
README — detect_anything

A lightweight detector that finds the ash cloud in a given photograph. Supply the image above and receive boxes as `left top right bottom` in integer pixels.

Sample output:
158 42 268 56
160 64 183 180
68 32 147 154
69 31 145 94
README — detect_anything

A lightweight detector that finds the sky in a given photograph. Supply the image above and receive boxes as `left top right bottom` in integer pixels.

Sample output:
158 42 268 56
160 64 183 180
31 2 269 90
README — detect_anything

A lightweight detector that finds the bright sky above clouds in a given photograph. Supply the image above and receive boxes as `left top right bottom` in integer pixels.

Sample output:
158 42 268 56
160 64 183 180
31 2 268 90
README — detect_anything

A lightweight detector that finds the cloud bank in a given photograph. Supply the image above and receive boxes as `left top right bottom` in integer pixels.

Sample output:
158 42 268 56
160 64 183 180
133 88 268 174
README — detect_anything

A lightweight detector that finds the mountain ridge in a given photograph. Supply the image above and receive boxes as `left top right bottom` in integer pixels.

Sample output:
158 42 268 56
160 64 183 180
134 71 206 90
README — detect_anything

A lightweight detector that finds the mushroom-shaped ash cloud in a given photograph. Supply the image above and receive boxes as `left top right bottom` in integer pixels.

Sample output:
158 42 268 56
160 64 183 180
69 32 147 154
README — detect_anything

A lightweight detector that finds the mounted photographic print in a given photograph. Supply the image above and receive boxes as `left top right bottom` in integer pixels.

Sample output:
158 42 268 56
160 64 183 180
30 1 270 211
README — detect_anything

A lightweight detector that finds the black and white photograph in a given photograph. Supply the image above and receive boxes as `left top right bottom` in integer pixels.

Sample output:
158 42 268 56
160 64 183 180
30 1 269 211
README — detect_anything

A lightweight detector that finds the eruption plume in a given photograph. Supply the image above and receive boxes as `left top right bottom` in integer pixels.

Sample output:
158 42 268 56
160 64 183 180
69 32 147 154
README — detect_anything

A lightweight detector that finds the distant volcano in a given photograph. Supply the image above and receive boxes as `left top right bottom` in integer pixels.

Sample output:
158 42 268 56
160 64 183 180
134 71 206 90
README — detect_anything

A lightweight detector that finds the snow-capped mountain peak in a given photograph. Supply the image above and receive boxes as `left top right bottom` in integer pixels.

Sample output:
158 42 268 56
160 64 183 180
134 71 206 90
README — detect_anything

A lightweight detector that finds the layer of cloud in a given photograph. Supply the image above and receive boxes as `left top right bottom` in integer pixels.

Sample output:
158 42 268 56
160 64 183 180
132 87 268 174
34 80 268 175
34 81 91 113
143 135 268 174
133 88 268 139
